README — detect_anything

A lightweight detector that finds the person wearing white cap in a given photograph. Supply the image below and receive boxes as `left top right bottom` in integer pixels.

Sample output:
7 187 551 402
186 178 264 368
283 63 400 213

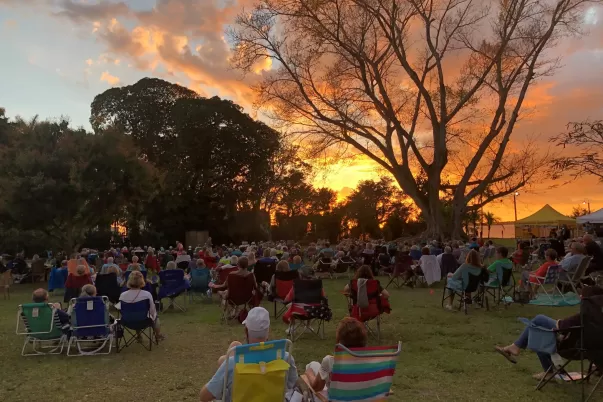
199 307 299 402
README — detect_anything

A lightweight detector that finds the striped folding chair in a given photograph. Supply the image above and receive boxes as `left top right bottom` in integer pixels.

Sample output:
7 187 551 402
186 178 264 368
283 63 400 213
328 343 402 402
530 264 564 300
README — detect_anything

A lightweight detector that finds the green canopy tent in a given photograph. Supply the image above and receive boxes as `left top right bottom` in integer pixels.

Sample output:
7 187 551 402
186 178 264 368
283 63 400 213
514 204 576 239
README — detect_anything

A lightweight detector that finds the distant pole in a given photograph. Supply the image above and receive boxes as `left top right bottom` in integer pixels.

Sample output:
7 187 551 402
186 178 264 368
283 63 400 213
584 200 591 214
513 192 519 222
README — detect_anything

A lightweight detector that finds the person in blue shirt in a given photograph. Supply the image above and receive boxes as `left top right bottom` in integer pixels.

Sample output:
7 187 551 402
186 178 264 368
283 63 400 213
199 307 298 402
320 243 334 257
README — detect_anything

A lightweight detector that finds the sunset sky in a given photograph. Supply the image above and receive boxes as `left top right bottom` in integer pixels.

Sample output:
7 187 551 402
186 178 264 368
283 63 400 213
1 0 602 222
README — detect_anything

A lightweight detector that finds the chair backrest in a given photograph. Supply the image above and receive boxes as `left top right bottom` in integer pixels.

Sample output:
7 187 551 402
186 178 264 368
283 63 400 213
349 279 381 306
18 303 63 340
274 270 299 299
31 259 46 274
177 260 190 269
328 343 402 402
71 296 110 338
292 279 323 303
464 272 485 293
226 340 293 402
120 299 151 330
190 268 211 291
581 295 603 357
572 256 592 281
543 265 561 285
95 273 121 303
378 253 390 266
494 263 514 287
159 269 185 290
218 267 239 284
316 259 332 273
409 249 422 261
335 260 354 274
254 260 277 285
227 274 256 306
123 270 147 284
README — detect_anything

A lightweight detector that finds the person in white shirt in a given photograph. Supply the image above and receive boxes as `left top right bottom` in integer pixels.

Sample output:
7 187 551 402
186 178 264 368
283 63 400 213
119 270 164 341
199 307 298 402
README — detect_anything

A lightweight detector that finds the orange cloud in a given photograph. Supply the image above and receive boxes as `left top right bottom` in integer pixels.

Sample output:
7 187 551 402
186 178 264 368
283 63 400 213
100 71 120 86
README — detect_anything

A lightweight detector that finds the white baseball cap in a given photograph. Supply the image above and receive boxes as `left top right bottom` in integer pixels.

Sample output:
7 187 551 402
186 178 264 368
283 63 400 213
242 307 270 339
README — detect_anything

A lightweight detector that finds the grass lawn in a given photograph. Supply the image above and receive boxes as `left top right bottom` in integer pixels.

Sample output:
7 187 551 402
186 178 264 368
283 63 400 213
0 279 597 402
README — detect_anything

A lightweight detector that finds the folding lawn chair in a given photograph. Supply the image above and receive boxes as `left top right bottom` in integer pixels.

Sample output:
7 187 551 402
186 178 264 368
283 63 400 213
315 258 333 279
272 270 299 318
218 266 239 285
222 339 294 402
95 272 121 305
67 296 113 356
409 249 422 262
288 279 328 342
534 295 603 401
116 299 157 352
327 343 402 402
48 267 67 295
158 269 189 312
558 256 592 295
332 259 353 279
221 274 256 323
254 259 277 286
442 272 486 314
481 264 516 310
347 279 386 342
16 303 68 356
529 264 564 300
189 267 212 302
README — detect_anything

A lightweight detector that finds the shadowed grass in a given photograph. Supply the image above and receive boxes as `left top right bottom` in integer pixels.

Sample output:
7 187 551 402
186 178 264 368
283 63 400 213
0 279 598 401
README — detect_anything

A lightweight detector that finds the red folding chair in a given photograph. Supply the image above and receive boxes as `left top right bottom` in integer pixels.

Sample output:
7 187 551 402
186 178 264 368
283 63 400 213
221 274 255 323
272 270 299 318
346 279 386 342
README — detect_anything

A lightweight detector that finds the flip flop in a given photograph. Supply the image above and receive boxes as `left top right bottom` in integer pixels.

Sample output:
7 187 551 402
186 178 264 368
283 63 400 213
495 346 517 364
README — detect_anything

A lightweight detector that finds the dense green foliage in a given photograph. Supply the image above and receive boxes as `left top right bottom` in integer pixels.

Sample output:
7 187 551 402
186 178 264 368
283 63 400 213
0 79 426 253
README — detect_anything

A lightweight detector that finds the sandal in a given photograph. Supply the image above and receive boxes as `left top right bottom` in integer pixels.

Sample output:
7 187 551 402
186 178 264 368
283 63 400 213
495 346 517 364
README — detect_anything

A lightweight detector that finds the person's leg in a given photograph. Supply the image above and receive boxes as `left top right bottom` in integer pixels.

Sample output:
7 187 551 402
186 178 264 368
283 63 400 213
153 318 165 340
507 315 556 355
536 352 553 371
218 341 242 366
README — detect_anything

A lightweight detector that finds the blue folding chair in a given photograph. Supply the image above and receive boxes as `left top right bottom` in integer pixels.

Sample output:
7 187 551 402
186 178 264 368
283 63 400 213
48 268 68 294
158 270 189 312
189 268 211 302
410 249 422 261
223 339 294 402
67 296 113 356
116 299 156 352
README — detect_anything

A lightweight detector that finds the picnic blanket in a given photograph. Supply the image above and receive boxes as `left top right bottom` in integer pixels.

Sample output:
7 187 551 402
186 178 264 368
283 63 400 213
528 292 581 307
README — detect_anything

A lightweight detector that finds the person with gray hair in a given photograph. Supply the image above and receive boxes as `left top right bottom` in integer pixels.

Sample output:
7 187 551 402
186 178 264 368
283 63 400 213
560 242 587 273
199 307 298 402
31 288 71 332
100 256 119 275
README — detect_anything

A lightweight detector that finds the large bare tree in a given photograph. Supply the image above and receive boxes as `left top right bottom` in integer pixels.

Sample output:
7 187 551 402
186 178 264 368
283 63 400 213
230 0 598 238
550 120 603 183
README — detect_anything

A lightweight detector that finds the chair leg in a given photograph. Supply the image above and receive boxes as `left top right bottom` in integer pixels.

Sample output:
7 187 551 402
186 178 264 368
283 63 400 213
585 372 603 402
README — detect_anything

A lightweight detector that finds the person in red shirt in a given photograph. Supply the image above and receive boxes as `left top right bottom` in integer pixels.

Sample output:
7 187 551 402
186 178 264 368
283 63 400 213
145 248 160 272
529 249 558 285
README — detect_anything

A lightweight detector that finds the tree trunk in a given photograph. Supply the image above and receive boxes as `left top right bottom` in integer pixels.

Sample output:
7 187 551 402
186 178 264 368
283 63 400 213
451 203 466 240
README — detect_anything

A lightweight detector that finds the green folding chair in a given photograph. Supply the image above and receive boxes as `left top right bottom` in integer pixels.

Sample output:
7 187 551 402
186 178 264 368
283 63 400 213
16 303 67 356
